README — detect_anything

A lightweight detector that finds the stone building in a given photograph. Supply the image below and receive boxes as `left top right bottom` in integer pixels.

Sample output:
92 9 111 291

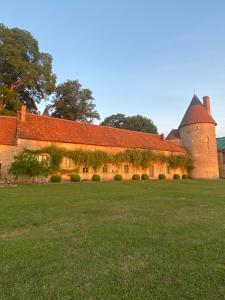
0 94 221 181
167 95 219 179
217 137 225 178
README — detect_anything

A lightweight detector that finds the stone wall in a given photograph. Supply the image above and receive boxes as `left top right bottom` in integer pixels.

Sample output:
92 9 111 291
179 123 219 179
0 145 17 179
0 138 187 182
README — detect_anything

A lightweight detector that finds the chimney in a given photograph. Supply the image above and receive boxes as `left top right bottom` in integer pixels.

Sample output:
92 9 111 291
203 96 211 115
21 105 27 122
160 133 165 140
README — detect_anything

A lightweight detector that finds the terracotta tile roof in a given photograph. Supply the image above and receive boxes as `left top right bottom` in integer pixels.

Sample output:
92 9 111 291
179 95 216 128
0 116 17 146
166 129 180 140
15 113 186 153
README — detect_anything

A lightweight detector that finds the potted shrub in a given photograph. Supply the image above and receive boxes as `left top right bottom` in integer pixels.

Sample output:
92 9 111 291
158 174 166 180
114 174 123 181
182 174 189 179
71 174 81 182
132 174 140 180
92 174 101 181
141 174 149 180
51 175 61 183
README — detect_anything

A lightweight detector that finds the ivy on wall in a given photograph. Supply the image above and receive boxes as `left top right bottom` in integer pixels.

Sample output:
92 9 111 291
23 146 193 175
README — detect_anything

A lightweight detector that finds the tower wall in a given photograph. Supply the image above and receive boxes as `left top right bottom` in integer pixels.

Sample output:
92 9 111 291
179 123 219 179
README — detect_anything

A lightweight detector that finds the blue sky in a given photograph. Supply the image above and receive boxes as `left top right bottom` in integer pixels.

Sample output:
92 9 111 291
1 0 225 136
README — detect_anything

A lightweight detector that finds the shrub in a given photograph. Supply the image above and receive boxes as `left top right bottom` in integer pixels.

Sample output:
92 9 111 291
71 174 81 182
182 174 189 179
141 173 149 180
92 174 101 181
8 152 50 179
51 175 61 183
114 174 123 181
132 174 140 180
173 174 180 180
158 174 166 180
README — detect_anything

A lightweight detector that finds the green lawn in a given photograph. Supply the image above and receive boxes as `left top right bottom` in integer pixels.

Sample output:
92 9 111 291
0 180 225 300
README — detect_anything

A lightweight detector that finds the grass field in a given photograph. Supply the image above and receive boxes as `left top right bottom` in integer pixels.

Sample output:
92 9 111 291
0 180 225 300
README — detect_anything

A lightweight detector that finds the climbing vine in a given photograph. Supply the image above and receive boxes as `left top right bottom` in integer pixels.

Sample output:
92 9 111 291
23 146 193 174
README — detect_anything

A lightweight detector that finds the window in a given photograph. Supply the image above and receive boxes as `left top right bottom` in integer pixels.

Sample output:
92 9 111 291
166 165 171 174
83 166 89 173
103 165 108 173
64 157 72 168
39 154 48 162
124 165 129 173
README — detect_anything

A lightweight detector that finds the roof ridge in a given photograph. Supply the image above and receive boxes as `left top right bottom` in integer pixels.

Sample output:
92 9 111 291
24 112 160 137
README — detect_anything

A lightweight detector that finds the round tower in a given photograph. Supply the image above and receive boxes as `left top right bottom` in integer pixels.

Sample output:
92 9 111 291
179 95 219 179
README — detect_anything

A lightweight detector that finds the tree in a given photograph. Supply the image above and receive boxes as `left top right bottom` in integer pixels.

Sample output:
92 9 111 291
100 114 126 128
100 114 158 134
8 152 50 179
0 24 56 114
48 80 100 123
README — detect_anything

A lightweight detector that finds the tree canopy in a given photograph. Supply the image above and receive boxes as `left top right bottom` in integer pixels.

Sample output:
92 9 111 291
100 114 158 134
0 24 56 114
48 80 100 123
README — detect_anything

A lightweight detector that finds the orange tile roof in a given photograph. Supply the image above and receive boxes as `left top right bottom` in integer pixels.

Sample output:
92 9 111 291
14 113 186 153
0 116 17 146
0 113 186 153
179 95 216 128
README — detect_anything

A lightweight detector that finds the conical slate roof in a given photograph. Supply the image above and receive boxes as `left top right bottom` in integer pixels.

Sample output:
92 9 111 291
179 95 217 128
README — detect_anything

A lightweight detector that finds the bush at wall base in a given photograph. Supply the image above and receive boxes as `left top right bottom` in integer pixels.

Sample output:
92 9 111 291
141 173 149 180
71 174 81 182
114 174 123 181
173 174 181 180
51 175 61 183
92 174 101 181
132 174 140 180
158 174 166 180
182 174 189 179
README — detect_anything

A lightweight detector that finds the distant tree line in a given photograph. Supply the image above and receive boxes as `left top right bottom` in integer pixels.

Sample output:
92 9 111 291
0 23 158 133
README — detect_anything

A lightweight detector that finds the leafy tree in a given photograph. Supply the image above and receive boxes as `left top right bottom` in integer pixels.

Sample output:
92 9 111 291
100 114 158 134
48 80 100 123
100 114 126 128
9 152 50 179
0 24 56 114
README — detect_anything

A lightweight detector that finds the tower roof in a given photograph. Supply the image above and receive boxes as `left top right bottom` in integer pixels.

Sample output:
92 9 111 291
179 95 217 128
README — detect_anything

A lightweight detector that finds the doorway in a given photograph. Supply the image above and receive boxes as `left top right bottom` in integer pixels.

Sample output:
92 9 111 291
149 165 155 178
